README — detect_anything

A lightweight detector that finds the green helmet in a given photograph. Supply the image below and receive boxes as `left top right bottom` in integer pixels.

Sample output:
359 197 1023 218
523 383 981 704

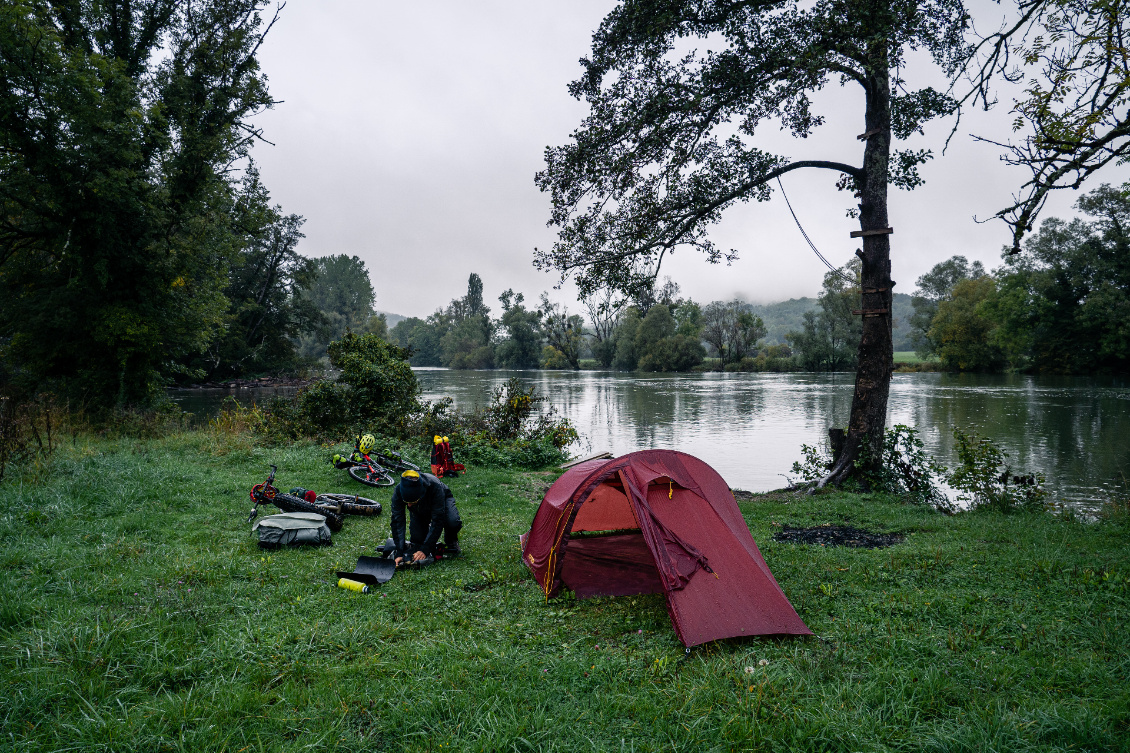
358 434 375 454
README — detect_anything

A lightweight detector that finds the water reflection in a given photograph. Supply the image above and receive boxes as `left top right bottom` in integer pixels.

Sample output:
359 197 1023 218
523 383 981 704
415 370 1127 508
169 370 1128 508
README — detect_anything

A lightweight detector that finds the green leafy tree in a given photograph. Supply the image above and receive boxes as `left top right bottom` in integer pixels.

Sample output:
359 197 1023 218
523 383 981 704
538 294 583 370
0 0 281 406
788 263 862 371
928 277 1004 371
985 182 1130 373
496 290 542 369
297 254 378 361
583 287 627 367
612 307 643 370
293 332 419 436
535 0 971 483
390 315 447 367
909 256 986 358
673 300 704 339
196 175 321 380
440 274 493 368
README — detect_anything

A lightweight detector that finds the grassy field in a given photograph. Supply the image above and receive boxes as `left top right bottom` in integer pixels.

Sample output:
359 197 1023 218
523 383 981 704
1 432 1127 752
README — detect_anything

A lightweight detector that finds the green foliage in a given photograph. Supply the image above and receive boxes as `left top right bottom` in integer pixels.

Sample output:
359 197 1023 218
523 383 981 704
540 345 572 369
947 429 1049 513
0 0 281 407
533 0 968 301
188 168 323 380
327 332 419 425
638 334 706 372
538 294 584 370
987 183 1130 374
407 378 578 469
441 317 495 369
788 262 862 371
496 290 542 369
702 300 766 369
793 425 948 509
296 254 379 362
612 307 643 369
608 303 706 372
390 315 446 366
864 425 950 510
910 255 987 357
928 277 1005 372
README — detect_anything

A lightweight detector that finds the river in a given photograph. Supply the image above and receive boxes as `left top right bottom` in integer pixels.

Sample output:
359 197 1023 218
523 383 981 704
170 370 1129 510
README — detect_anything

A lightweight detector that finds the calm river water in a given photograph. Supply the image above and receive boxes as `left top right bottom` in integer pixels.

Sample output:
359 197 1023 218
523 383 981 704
171 370 1129 509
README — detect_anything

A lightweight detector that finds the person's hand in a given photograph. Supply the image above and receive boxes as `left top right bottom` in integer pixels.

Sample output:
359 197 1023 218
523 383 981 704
394 556 403 566
412 550 427 562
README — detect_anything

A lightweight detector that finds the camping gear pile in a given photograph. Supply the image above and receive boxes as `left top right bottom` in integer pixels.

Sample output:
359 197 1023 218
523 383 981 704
430 435 465 477
521 449 811 647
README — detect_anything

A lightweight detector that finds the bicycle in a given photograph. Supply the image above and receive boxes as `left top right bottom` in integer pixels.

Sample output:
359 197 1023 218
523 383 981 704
249 465 345 532
333 437 420 487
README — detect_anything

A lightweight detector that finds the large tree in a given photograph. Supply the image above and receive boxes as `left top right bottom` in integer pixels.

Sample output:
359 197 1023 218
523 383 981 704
908 255 986 357
536 0 970 483
0 0 280 405
296 254 379 362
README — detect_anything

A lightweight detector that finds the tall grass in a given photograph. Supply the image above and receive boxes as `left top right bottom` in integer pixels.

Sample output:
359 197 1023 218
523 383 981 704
0 436 1127 751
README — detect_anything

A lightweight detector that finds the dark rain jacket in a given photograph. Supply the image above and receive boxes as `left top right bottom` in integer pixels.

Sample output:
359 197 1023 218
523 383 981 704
389 473 456 555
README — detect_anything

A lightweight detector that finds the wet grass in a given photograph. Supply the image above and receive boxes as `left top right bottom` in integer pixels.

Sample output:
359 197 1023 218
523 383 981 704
0 433 1127 752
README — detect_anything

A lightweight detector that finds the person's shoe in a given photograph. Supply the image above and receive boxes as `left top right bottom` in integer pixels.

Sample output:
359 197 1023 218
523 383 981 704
444 543 462 557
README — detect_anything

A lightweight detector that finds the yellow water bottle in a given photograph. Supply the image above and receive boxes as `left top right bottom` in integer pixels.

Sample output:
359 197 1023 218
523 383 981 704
337 577 369 594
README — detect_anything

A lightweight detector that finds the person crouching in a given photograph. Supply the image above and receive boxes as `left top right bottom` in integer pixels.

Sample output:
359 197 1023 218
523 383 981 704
390 469 462 566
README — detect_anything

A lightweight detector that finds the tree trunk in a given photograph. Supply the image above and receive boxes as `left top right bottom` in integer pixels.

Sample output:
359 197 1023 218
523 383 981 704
820 43 893 487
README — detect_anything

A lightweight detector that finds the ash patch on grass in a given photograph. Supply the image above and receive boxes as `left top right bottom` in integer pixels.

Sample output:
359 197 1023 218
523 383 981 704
772 524 904 548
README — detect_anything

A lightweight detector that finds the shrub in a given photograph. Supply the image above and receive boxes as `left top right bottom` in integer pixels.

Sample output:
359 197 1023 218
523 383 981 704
404 378 579 469
638 335 705 372
866 425 950 509
327 332 419 423
791 425 949 510
946 428 1049 513
0 395 63 482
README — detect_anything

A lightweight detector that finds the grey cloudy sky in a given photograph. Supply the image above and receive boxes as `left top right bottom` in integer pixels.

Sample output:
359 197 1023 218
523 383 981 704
251 1 1129 320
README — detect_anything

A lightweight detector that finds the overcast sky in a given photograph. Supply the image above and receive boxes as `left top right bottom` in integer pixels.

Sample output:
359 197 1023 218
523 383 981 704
251 1 1129 320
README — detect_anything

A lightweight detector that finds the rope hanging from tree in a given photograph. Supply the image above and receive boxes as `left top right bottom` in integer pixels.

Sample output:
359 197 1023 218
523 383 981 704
776 177 855 285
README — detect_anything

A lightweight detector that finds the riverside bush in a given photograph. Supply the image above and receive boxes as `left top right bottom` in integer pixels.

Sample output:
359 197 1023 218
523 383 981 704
947 428 1049 513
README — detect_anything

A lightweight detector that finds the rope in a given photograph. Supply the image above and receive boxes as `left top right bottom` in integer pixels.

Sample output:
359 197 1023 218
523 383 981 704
776 176 855 285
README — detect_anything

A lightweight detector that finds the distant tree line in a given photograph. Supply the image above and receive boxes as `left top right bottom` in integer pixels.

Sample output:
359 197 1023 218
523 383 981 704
391 274 825 373
910 183 1130 374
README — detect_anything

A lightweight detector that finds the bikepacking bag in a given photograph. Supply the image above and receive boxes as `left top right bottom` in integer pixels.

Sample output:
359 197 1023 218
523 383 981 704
252 512 332 549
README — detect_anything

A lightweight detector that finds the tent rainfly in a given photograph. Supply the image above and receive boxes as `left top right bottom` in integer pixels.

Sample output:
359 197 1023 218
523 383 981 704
520 450 811 647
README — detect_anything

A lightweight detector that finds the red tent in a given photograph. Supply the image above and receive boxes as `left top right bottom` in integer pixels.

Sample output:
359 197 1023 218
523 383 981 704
520 450 811 646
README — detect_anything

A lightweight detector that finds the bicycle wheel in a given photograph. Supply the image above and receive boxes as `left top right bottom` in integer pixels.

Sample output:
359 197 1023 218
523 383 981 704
348 464 395 487
270 492 345 532
316 493 382 517
373 453 420 474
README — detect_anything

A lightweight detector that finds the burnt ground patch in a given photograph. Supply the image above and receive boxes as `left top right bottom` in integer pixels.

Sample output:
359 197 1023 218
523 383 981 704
772 524 904 548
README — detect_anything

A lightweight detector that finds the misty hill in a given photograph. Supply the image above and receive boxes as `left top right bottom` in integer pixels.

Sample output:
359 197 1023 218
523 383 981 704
376 310 407 328
749 293 914 350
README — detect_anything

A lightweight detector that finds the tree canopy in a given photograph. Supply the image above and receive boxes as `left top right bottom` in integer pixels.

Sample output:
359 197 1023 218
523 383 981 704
0 0 283 405
536 0 973 483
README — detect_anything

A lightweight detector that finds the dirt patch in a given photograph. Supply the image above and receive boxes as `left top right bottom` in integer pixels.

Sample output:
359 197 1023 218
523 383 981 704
772 524 904 549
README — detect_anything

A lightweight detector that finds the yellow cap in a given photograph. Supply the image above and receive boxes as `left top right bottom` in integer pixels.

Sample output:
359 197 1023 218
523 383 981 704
401 469 420 479
434 435 441 444
443 436 449 443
